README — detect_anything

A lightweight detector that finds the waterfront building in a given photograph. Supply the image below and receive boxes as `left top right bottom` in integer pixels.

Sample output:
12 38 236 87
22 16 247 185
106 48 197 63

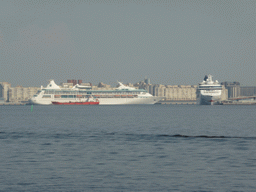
153 84 166 98
240 86 256 96
221 82 241 98
221 82 256 99
153 84 197 101
146 82 228 102
0 82 11 102
220 86 228 101
8 86 40 102
146 84 197 101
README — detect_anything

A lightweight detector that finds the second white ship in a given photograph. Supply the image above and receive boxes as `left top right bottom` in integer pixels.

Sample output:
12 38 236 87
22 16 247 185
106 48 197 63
197 75 222 105
30 80 164 105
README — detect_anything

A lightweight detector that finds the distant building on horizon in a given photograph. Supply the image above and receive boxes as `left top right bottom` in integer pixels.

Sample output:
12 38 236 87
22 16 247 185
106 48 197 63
240 86 256 97
1 78 255 103
147 84 198 101
0 82 39 103
144 77 150 85
221 81 256 98
8 86 40 103
0 82 11 102
221 81 240 98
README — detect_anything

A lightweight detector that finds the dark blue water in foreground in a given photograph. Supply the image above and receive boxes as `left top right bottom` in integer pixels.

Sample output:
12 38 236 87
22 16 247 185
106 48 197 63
0 105 256 191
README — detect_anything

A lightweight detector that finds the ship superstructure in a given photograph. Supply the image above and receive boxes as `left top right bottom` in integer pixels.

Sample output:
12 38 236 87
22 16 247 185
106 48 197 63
29 80 163 105
197 75 222 105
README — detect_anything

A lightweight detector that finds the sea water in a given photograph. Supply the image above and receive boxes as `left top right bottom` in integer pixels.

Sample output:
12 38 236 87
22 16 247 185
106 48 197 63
0 105 255 191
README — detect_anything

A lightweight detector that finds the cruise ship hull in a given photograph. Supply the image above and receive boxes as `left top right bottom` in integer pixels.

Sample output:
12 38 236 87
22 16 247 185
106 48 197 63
199 95 221 105
29 80 164 105
30 97 163 105
98 97 162 105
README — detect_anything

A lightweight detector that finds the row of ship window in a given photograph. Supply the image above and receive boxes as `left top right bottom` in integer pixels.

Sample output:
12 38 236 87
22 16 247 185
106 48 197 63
198 86 222 89
43 90 144 95
42 95 139 98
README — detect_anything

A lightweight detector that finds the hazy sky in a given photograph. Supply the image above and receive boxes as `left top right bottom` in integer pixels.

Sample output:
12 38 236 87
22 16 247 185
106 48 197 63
0 0 255 87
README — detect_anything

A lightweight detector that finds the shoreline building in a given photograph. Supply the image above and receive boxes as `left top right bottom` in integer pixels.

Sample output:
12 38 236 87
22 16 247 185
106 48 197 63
222 82 256 98
240 86 256 97
0 82 11 102
139 82 198 101
137 78 228 101
8 86 40 103
0 82 40 103
221 82 240 98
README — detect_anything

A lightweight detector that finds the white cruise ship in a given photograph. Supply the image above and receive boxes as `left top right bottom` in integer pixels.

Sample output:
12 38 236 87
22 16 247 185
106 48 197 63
197 75 222 105
29 80 164 105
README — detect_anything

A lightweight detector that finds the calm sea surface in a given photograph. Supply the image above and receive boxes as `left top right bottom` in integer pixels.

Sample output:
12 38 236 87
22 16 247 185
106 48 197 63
0 105 256 191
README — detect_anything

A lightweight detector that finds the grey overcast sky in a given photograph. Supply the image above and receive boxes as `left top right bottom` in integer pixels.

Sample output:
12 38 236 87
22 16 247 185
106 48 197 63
0 0 255 87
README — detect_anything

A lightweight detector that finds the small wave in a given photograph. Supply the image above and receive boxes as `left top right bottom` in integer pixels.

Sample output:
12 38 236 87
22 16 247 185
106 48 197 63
121 133 256 139
0 131 83 140
158 134 256 139
113 133 255 140
1 131 255 140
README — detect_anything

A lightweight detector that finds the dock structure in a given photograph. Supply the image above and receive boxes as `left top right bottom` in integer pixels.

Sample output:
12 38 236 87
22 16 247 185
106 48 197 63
222 96 256 105
222 102 256 105
157 100 197 105
228 96 256 100
0 103 26 106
